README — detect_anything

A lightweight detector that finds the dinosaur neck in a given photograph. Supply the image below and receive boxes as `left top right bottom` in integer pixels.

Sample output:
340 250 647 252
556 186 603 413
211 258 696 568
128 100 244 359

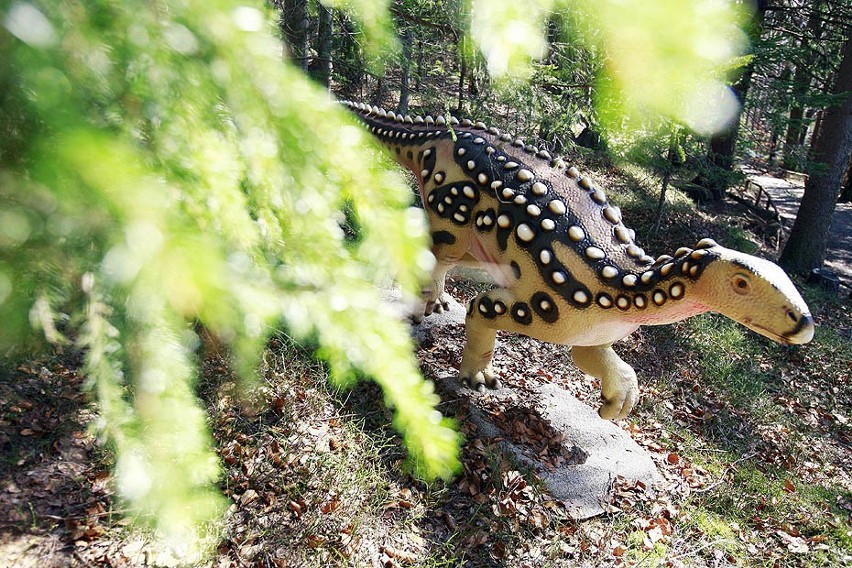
595 245 719 325
624 290 710 326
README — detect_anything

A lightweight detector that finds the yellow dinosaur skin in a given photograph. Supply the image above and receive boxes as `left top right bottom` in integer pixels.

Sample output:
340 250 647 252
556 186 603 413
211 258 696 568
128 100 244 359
344 101 814 419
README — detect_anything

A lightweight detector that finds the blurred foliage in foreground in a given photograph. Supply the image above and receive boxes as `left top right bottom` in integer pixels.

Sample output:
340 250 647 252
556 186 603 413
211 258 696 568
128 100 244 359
0 0 750 557
470 0 746 135
0 0 459 554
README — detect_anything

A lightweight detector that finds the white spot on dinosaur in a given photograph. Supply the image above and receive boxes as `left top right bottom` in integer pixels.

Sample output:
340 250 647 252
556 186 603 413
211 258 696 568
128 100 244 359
516 223 535 242
601 266 618 279
568 226 585 242
516 169 534 182
585 246 605 260
548 200 566 216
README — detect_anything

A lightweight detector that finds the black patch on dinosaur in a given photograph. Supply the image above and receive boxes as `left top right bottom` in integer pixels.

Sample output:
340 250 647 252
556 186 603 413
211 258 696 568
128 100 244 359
477 296 497 319
475 208 496 233
467 298 475 316
531 291 559 323
495 207 515 251
676 251 720 282
420 146 437 183
426 182 481 226
511 302 532 325
493 300 507 316
524 241 595 309
510 261 521 279
452 135 503 190
432 230 456 246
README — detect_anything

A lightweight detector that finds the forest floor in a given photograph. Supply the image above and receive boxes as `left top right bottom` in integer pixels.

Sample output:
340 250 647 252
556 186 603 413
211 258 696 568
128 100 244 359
1 164 850 567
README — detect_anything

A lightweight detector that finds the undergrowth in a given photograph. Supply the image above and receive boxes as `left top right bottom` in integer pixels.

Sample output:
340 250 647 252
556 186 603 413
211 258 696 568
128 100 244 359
1 163 849 567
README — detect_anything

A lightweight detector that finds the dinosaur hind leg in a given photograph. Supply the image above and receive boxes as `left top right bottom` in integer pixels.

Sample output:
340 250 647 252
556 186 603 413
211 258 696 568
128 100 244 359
572 344 639 420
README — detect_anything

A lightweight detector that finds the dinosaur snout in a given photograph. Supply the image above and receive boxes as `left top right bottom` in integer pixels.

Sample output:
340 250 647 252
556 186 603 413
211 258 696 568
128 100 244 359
783 312 815 345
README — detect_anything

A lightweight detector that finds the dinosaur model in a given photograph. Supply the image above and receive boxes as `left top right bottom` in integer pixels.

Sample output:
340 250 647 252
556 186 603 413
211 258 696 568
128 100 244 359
342 101 815 419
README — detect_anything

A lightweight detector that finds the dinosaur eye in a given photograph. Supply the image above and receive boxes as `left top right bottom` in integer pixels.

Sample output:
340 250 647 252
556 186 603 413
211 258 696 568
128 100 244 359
731 274 751 295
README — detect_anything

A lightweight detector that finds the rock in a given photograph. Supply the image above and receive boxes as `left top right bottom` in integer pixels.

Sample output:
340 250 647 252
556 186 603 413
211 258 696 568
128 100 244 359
530 384 661 518
384 285 663 519
439 376 661 519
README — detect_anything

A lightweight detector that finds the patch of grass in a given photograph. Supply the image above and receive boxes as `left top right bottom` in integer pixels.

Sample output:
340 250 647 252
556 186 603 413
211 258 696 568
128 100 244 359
726 226 760 254
681 314 779 414
685 465 852 566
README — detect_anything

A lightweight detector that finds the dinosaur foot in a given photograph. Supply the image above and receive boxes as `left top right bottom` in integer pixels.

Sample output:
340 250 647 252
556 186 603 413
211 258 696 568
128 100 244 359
423 292 452 316
459 364 501 392
411 292 453 324
597 389 638 420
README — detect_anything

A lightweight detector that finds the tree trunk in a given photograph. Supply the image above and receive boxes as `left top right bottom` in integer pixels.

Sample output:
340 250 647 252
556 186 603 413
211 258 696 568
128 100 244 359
335 13 363 94
653 128 682 235
798 107 816 145
415 39 424 90
313 2 333 86
782 4 823 171
838 159 852 203
398 28 412 115
280 0 309 70
780 37 852 274
371 76 387 107
706 0 767 200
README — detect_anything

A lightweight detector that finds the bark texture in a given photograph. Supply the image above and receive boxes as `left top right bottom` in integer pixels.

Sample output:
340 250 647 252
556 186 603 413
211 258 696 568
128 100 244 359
780 37 852 273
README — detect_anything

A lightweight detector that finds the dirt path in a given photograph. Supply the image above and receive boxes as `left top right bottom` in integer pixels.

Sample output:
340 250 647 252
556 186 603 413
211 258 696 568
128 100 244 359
744 168 852 289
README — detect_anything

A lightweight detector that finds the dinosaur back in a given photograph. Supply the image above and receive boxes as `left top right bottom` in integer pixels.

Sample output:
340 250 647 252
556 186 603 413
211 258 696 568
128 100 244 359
343 101 718 312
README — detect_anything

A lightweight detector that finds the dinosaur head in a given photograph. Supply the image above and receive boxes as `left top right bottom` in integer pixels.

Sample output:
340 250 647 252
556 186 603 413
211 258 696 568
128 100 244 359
693 246 814 345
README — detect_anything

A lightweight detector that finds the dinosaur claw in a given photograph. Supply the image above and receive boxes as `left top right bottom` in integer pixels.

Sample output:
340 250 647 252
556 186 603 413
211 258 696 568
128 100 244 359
421 292 453 319
598 390 638 420
460 366 500 393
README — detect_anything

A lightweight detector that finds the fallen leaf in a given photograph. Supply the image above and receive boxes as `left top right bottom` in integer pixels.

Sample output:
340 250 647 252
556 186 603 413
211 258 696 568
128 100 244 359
383 545 417 563
240 490 258 506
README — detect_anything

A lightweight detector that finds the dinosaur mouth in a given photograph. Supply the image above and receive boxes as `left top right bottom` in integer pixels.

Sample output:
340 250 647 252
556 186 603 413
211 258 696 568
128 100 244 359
748 314 815 345
749 324 789 344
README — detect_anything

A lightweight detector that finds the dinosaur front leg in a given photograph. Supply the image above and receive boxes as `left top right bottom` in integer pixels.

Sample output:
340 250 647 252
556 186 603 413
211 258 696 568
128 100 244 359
572 344 639 420
459 288 520 390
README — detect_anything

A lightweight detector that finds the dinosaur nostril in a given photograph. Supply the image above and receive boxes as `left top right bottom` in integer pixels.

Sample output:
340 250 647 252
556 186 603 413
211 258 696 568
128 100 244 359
786 310 798 323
